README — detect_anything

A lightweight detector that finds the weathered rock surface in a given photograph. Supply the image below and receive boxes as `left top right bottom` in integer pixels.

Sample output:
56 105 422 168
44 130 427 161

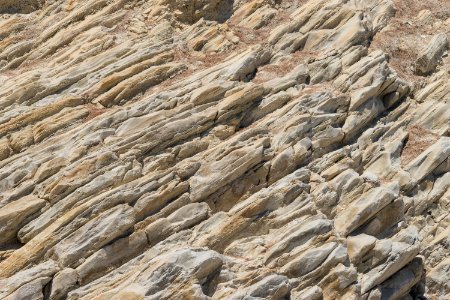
415 33 448 76
0 0 449 299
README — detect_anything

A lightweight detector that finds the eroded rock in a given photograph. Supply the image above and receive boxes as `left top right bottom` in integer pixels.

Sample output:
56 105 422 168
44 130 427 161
0 0 448 299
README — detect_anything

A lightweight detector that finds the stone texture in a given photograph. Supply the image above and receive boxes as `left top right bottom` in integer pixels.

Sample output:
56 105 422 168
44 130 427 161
0 195 46 245
415 33 448 76
0 0 449 299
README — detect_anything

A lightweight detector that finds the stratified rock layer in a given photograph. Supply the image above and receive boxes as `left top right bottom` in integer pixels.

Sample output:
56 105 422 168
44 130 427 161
0 0 449 299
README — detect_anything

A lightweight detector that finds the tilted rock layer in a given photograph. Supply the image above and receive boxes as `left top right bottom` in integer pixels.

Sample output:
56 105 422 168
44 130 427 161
0 0 449 299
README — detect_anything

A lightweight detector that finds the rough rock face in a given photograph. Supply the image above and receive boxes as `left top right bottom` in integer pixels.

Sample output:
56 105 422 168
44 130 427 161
0 0 43 14
0 0 449 299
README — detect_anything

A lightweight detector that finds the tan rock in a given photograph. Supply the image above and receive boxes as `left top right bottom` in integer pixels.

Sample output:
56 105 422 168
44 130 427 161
0 195 46 245
49 268 79 300
334 183 399 236
415 33 448 75
51 204 136 268
0 0 448 298
347 234 377 264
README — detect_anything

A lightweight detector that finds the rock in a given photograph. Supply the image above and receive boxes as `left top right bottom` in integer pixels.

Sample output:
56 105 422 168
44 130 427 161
347 234 377 263
375 257 423 300
68 248 223 299
167 202 210 229
281 242 338 277
229 274 291 299
415 33 448 76
405 138 450 185
190 81 235 106
426 257 450 294
75 230 148 284
291 285 323 300
0 0 43 14
49 268 79 300
334 183 399 236
0 195 46 245
189 139 266 202
0 260 60 299
96 63 186 107
0 0 448 298
264 217 333 263
356 197 404 237
10 126 34 153
361 227 420 293
51 204 136 268
0 138 10 161
159 0 234 24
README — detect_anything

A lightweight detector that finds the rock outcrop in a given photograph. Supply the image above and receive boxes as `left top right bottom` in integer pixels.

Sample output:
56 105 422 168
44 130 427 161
0 0 449 299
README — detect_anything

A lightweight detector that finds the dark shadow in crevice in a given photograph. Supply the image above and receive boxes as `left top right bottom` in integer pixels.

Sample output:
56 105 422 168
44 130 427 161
242 67 258 82
201 265 222 297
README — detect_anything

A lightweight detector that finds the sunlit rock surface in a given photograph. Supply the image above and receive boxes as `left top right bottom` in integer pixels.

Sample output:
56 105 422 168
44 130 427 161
0 0 449 299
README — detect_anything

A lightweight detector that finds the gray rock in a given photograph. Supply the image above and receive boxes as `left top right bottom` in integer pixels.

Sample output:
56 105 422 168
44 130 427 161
415 33 448 75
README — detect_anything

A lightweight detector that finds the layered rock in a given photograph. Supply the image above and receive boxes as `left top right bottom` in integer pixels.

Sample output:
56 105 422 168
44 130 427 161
0 0 449 299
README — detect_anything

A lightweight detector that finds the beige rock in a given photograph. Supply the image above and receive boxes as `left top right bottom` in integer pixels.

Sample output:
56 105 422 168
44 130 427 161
415 33 448 75
0 0 448 298
291 285 323 300
33 107 89 143
347 234 377 263
405 138 450 184
334 183 399 236
228 274 291 299
76 230 148 284
0 0 42 14
374 257 423 300
427 257 450 294
0 260 60 299
361 227 420 293
0 138 10 161
68 248 223 299
51 204 136 268
49 268 79 300
281 242 337 277
10 127 34 153
0 195 46 245
190 139 266 202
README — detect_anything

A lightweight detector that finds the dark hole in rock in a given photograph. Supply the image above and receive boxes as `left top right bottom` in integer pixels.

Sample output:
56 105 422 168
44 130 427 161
243 68 258 82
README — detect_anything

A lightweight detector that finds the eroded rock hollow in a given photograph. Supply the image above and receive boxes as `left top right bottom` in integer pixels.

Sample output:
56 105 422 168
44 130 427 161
0 0 449 299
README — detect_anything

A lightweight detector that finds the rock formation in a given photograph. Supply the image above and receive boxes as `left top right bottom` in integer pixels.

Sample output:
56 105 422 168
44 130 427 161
0 0 449 299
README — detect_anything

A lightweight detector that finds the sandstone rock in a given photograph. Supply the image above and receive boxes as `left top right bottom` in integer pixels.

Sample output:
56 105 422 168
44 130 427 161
49 268 79 300
334 183 399 236
427 257 450 294
0 195 46 245
51 204 136 268
189 139 266 202
361 227 420 293
68 248 223 299
160 0 234 24
0 0 448 298
374 257 423 300
75 230 148 284
347 234 377 264
281 242 338 277
292 285 323 300
405 137 450 185
0 0 43 14
0 260 60 299
415 33 448 76
0 138 10 161
229 274 291 299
